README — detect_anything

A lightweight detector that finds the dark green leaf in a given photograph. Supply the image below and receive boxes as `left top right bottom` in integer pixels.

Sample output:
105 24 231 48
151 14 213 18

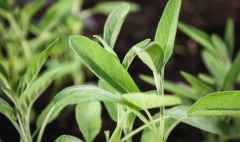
224 18 235 58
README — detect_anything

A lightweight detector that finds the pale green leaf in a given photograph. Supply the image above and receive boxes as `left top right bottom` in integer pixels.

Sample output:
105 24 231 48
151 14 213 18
76 101 101 142
93 1 139 15
98 80 119 121
123 92 181 109
20 0 46 27
222 53 240 90
0 97 17 126
93 35 117 56
189 91 240 116
134 42 164 72
17 38 58 93
211 34 230 64
69 35 139 93
20 64 73 108
202 51 227 87
37 85 121 128
55 135 83 142
103 3 130 48
122 39 151 69
139 74 197 100
155 0 182 62
180 71 213 96
40 0 74 31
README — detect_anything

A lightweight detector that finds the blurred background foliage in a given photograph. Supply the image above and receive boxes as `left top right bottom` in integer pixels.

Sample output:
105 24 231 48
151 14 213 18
0 0 240 142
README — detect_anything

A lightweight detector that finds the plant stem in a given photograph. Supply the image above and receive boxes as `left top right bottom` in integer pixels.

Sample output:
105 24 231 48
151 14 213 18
153 68 165 142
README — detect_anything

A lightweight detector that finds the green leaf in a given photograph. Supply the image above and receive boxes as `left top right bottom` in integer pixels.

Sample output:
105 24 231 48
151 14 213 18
20 64 72 108
224 18 235 58
17 38 58 93
37 85 121 128
202 51 227 87
122 92 181 109
166 106 223 135
198 73 215 85
93 35 117 56
93 1 139 15
180 71 213 96
20 0 46 27
55 135 83 142
76 101 101 142
189 91 240 116
103 3 130 48
69 35 139 93
122 39 151 69
155 0 182 62
178 22 215 53
141 106 223 142
39 0 74 31
0 97 17 126
98 80 119 121
211 34 230 64
0 73 16 103
139 74 198 100
134 42 164 72
222 53 240 90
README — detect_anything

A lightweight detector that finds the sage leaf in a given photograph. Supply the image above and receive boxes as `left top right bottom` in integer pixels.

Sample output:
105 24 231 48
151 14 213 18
75 101 101 142
123 92 181 109
37 85 120 129
17 38 58 93
122 39 151 69
155 0 182 62
189 91 240 116
222 53 240 90
135 42 164 72
224 18 235 58
69 35 139 93
93 1 139 15
55 135 83 142
103 3 130 48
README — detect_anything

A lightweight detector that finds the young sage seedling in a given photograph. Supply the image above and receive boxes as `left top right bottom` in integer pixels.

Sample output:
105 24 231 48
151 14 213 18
68 0 182 142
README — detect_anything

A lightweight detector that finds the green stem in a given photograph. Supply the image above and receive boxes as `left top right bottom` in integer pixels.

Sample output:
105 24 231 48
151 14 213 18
153 68 165 142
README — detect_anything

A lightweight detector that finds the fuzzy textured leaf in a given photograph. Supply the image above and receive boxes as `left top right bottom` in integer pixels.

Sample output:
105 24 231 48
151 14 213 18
155 0 182 62
189 91 240 116
75 101 101 142
69 35 139 93
123 92 181 109
103 3 130 48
